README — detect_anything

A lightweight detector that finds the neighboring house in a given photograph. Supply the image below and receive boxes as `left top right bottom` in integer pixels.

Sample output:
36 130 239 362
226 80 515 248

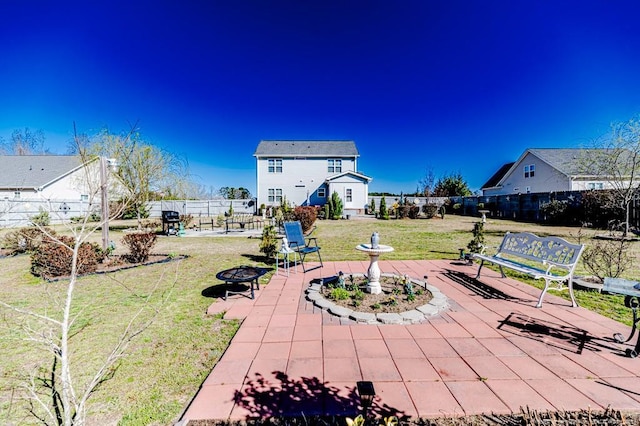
253 140 372 214
0 155 97 200
481 148 614 196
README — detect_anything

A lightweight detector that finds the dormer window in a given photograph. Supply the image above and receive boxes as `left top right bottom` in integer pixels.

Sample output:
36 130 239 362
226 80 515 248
524 164 535 178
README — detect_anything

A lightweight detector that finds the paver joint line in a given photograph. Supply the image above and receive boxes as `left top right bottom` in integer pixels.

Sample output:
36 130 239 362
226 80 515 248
182 260 640 423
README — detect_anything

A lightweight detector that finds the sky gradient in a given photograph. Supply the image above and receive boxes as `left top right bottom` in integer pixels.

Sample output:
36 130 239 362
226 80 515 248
2 1 640 195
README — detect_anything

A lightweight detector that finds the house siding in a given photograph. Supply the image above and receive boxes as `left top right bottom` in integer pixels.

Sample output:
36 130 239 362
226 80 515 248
255 141 365 208
484 152 572 196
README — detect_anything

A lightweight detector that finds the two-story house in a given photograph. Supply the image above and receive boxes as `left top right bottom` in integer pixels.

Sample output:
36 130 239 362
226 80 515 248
481 148 616 196
254 140 372 214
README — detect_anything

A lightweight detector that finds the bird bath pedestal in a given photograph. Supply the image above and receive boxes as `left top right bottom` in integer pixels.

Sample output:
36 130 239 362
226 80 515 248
356 243 394 294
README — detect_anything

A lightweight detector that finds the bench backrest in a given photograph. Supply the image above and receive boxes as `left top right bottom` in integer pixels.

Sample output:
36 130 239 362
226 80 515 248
497 232 584 268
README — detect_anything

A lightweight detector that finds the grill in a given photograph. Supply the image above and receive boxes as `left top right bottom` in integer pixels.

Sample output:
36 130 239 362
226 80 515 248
161 210 180 235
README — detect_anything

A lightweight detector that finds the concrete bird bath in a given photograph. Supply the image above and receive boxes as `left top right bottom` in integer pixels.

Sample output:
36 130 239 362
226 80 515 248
356 243 394 294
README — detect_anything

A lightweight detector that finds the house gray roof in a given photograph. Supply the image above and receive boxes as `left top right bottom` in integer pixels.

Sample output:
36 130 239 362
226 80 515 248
0 155 86 189
254 140 359 157
527 148 615 176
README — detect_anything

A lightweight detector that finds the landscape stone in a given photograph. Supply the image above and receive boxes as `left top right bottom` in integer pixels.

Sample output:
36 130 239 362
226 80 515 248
329 305 354 318
376 313 403 324
416 304 439 316
350 312 377 323
400 310 425 323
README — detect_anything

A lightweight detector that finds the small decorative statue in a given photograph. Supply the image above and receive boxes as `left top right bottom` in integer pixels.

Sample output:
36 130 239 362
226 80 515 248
281 237 290 252
337 271 345 289
371 232 380 249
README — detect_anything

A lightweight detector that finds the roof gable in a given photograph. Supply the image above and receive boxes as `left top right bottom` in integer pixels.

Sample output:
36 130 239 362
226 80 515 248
325 171 372 183
0 155 87 189
254 140 359 157
481 162 514 189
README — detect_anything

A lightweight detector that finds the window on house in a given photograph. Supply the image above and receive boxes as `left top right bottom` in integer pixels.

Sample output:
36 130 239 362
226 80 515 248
318 188 326 198
268 188 283 203
80 194 88 201
524 164 535 178
268 158 283 173
587 182 604 190
346 188 352 202
328 159 342 173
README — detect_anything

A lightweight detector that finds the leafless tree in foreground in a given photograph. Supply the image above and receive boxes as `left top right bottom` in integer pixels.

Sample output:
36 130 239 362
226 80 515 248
580 117 640 237
0 128 178 425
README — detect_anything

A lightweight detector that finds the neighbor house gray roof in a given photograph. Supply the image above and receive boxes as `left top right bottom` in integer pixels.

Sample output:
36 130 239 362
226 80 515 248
527 148 603 176
254 140 359 157
0 155 87 189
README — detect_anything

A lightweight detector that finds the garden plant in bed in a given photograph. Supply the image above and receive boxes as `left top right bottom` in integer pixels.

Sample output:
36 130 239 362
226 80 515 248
320 272 433 314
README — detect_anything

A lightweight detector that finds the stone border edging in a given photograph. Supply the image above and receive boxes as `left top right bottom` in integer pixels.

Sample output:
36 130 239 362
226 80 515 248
305 274 449 324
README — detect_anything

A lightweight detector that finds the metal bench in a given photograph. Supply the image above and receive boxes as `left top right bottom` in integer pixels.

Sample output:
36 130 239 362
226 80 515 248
603 278 640 358
224 214 255 233
472 232 585 308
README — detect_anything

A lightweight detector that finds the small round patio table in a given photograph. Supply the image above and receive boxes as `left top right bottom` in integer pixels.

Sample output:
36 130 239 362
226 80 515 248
216 265 268 300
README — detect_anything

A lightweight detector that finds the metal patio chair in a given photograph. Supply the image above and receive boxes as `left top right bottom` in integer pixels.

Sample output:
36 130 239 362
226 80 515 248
283 221 323 272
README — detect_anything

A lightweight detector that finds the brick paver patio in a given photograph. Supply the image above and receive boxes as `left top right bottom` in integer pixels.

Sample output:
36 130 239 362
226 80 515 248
179 259 640 423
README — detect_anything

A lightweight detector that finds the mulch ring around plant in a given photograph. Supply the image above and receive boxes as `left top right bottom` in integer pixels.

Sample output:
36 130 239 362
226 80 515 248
44 254 188 282
319 273 433 314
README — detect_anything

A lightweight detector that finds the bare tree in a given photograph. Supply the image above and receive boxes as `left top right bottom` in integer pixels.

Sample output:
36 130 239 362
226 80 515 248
0 128 47 155
0 131 177 425
418 168 436 196
87 125 189 228
580 117 640 236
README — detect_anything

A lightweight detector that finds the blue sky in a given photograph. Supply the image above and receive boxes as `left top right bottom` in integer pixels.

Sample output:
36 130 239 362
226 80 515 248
2 1 640 195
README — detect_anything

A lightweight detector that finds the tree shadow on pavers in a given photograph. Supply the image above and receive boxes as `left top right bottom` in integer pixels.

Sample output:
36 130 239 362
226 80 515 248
443 269 532 304
232 371 408 421
498 311 624 356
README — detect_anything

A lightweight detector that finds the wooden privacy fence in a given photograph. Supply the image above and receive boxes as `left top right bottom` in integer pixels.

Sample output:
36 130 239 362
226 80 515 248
452 191 640 228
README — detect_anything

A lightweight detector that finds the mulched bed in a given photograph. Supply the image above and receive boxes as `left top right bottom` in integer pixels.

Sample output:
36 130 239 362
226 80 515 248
319 273 433 314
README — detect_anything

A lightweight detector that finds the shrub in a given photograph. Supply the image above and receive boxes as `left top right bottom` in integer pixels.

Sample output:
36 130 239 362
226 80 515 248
180 214 194 228
31 235 101 278
369 199 375 214
422 204 438 218
122 231 157 263
467 222 485 254
322 204 330 220
329 287 350 301
3 226 55 255
293 206 317 234
259 225 278 259
582 237 632 281
30 208 50 227
379 197 389 220
328 191 344 220
407 204 420 219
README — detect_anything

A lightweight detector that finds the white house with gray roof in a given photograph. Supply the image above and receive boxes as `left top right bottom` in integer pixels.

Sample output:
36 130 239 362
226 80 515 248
0 155 98 200
481 148 617 196
253 140 372 214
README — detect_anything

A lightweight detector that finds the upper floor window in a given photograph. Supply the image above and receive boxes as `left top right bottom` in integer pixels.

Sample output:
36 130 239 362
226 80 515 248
268 158 282 173
524 164 535 178
346 188 352 202
317 187 326 198
268 188 283 203
328 159 342 173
